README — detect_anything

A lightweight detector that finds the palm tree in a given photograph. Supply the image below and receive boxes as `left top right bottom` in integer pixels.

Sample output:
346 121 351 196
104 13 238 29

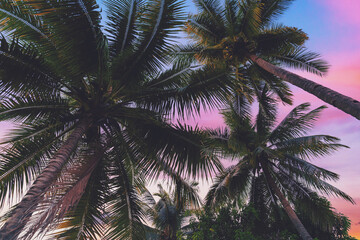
0 0 227 239
242 176 353 239
205 85 354 240
184 0 360 119
144 181 201 240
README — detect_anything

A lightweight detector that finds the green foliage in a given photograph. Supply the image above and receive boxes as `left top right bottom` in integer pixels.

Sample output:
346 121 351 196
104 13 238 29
0 1 356 239
206 99 352 210
144 181 201 240
183 204 356 240
203 84 353 238
185 0 329 71
0 0 230 238
188 207 242 240
180 0 330 111
185 206 262 240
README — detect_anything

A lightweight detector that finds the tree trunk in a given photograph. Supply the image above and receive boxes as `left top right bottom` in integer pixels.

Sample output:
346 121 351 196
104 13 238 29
261 163 313 240
0 118 92 240
249 55 360 120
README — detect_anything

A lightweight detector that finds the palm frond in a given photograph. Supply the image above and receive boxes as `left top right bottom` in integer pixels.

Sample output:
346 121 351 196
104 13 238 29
18 0 102 77
0 1 52 47
185 13 219 46
238 0 263 38
223 0 239 37
112 0 185 87
134 64 234 117
221 106 256 154
268 103 326 143
105 0 143 57
105 158 146 240
254 24 308 56
175 181 201 211
205 161 251 208
254 83 277 136
247 64 293 104
304 175 354 203
23 143 105 239
206 127 242 159
273 47 329 76
276 154 339 182
248 174 273 222
0 129 66 207
259 0 294 26
52 161 108 240
172 43 205 66
110 108 223 180
275 135 348 159
0 37 61 95
151 190 180 238
276 164 354 204
231 92 252 120
0 93 70 123
193 0 224 28
294 193 337 232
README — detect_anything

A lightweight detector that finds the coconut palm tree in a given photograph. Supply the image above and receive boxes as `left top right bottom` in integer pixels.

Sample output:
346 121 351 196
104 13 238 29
144 180 201 240
205 85 354 240
0 0 228 239
183 0 360 119
242 176 353 239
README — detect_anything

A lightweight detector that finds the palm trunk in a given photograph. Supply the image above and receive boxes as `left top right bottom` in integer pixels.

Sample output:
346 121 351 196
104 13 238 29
261 163 313 240
249 55 360 120
0 118 92 240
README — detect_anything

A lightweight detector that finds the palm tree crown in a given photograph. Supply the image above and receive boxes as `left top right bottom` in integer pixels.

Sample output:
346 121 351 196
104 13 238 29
144 181 201 240
205 85 353 240
184 0 360 119
0 0 229 239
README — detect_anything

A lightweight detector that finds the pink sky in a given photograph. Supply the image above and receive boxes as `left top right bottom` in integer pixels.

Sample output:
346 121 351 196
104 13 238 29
306 2 360 237
183 0 360 238
0 0 359 238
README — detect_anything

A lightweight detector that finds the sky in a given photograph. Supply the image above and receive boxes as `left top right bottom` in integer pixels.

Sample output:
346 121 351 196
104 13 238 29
282 1 360 237
179 0 360 238
0 0 359 238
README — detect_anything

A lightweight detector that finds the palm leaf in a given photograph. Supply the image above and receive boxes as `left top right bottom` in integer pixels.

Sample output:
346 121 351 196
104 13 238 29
134 64 235 117
105 155 146 240
276 154 339 182
0 1 52 48
0 125 72 208
112 0 185 87
254 24 308 56
268 103 326 143
0 93 70 123
0 37 61 95
105 0 143 57
275 135 348 160
259 0 294 26
254 83 277 136
52 161 108 240
19 0 102 77
22 142 105 239
273 47 329 76
205 161 251 208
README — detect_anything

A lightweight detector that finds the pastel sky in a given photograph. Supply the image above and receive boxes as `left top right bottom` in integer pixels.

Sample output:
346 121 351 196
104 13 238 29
0 0 359 238
283 1 360 237
181 0 360 237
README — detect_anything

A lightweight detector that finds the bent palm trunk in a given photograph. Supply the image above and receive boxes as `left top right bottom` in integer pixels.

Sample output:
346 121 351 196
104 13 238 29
0 118 92 240
261 163 313 240
249 55 360 120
